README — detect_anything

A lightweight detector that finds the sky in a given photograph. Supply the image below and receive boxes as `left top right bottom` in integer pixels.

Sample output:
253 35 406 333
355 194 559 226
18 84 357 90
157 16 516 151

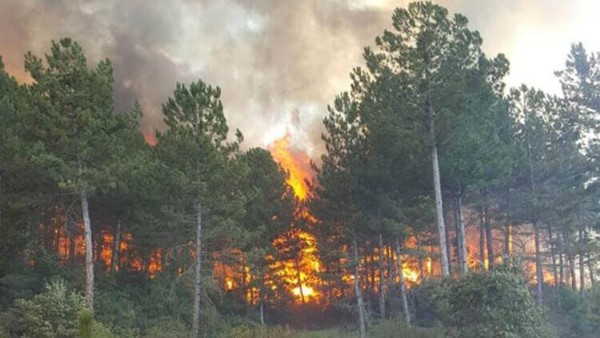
1 0 599 157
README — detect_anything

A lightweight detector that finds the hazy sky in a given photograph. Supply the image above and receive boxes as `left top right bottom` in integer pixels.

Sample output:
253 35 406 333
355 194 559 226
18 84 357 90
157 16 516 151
1 0 599 156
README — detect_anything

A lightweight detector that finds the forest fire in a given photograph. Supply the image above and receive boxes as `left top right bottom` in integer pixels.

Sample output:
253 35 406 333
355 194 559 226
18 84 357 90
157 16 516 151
269 132 312 201
49 218 162 278
269 132 323 303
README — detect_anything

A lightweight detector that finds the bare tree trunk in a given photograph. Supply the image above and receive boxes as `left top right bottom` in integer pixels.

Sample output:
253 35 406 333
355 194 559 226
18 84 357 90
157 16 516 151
80 189 94 310
296 258 306 304
259 301 265 325
111 219 121 273
455 192 467 275
504 188 511 256
483 189 494 269
558 232 564 285
479 202 487 268
585 230 596 290
353 238 367 338
192 202 202 338
589 256 596 290
378 233 386 318
429 100 449 277
565 231 577 291
533 220 543 304
548 226 558 287
395 238 411 327
579 228 585 294
416 234 425 281
387 245 395 294
445 211 453 273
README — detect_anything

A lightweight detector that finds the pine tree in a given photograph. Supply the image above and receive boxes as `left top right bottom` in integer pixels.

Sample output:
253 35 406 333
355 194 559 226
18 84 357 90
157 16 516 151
24 39 135 309
156 79 244 337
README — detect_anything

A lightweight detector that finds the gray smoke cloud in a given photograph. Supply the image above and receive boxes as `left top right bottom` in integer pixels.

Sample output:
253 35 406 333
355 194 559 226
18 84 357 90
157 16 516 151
2 0 598 157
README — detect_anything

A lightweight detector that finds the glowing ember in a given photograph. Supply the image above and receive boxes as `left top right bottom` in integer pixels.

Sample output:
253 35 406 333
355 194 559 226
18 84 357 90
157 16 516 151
293 285 316 298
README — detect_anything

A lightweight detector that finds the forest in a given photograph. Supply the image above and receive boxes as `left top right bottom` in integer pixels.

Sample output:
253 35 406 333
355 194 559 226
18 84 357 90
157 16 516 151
1 1 600 337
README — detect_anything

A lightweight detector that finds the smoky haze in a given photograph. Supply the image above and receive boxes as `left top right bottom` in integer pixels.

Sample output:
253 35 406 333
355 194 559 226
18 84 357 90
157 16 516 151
2 0 598 156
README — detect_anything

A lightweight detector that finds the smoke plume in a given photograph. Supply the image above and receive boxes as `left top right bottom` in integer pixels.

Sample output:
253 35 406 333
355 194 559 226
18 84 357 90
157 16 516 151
2 0 598 155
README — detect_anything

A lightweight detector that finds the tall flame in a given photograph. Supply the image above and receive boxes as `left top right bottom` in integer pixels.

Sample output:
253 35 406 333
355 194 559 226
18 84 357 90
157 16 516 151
269 132 312 201
269 132 322 303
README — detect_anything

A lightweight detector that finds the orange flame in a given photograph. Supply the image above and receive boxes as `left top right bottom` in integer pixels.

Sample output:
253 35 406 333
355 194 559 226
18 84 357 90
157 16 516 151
269 132 312 201
268 132 322 303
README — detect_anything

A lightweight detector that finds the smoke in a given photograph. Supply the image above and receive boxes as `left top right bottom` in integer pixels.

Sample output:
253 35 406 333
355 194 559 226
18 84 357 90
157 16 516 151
1 0 599 156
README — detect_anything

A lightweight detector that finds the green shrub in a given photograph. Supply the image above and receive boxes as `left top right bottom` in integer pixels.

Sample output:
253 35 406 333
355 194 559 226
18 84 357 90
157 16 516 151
227 324 295 338
145 318 188 338
367 319 443 338
5 278 85 337
440 261 552 338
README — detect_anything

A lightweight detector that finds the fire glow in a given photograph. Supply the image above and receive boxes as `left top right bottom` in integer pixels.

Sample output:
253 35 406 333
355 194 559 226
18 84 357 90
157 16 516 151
269 132 322 303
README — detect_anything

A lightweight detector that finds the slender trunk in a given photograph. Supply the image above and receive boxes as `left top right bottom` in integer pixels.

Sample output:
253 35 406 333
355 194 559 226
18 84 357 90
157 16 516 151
579 229 585 294
445 212 452 273
80 189 94 310
533 220 544 304
585 230 596 290
353 238 367 338
558 234 565 285
484 189 494 269
455 192 467 275
112 219 121 273
68 219 76 266
192 202 202 338
548 226 558 287
387 246 396 296
395 238 411 326
378 233 386 318
589 256 596 290
479 202 487 268
525 136 542 303
259 301 265 325
296 257 306 304
565 231 577 291
417 235 425 281
504 188 511 256
429 100 449 277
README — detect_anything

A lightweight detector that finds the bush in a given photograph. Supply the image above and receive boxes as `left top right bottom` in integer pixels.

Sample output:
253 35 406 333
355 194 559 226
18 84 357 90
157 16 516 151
145 318 188 338
368 319 443 338
4 278 85 337
545 284 600 338
439 261 552 338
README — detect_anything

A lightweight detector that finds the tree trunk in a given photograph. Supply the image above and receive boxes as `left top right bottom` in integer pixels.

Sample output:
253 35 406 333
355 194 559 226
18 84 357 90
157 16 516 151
548 226 558 287
416 234 425 281
259 301 265 325
585 230 596 290
296 257 306 304
395 238 411 327
483 189 494 269
565 231 577 291
429 100 449 277
111 219 121 273
533 220 544 304
479 202 487 268
445 212 452 273
504 188 512 256
353 238 367 338
378 233 386 318
192 202 202 338
579 228 585 294
455 192 467 275
80 189 94 310
526 138 542 303
556 231 564 285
